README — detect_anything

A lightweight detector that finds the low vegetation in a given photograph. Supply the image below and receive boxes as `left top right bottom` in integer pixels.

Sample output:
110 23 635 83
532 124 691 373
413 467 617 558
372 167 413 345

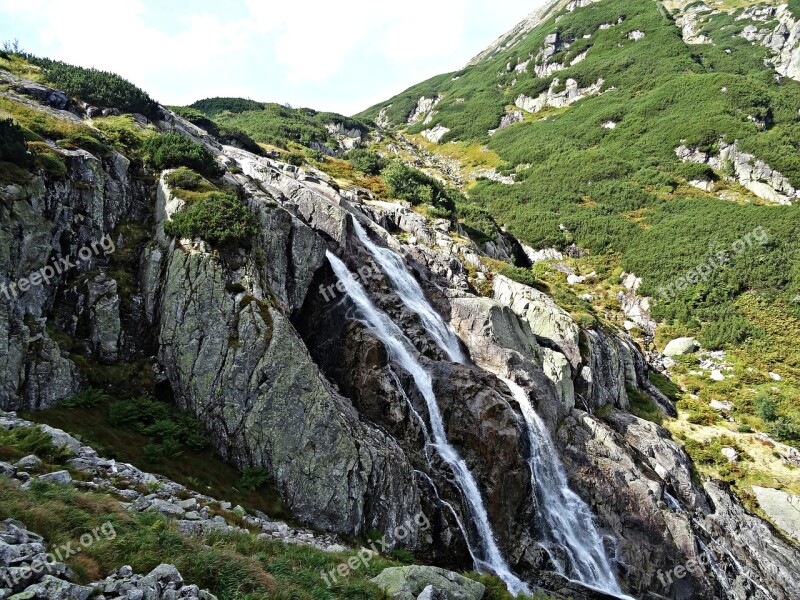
143 132 222 178
165 192 258 248
189 98 371 150
24 55 159 118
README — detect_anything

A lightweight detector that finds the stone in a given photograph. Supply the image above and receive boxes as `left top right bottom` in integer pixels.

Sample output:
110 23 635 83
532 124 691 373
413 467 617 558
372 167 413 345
0 462 15 477
147 564 183 587
710 400 733 412
663 337 699 357
147 499 185 518
711 369 725 382
417 585 447 600
721 447 739 463
370 566 485 600
13 456 41 470
752 486 800 543
37 470 72 485
37 426 82 455
18 575 92 600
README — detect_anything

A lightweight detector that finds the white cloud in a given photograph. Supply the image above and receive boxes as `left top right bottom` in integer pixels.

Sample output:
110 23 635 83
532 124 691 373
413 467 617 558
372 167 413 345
0 0 550 113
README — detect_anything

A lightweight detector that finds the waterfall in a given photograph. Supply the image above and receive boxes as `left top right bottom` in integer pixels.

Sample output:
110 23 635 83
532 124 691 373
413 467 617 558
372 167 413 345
352 219 465 363
326 251 531 596
350 223 626 597
502 378 625 596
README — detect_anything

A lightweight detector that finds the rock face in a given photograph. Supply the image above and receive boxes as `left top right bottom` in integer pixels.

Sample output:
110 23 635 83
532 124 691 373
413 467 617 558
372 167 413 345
516 77 605 114
676 140 799 204
752 486 800 543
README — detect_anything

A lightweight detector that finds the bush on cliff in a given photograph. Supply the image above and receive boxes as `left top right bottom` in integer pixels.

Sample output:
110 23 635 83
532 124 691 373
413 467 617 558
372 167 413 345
143 132 222 178
0 118 32 166
164 193 257 248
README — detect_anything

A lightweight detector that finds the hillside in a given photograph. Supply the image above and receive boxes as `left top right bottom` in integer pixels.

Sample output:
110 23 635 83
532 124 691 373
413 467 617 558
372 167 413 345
1 2 800 600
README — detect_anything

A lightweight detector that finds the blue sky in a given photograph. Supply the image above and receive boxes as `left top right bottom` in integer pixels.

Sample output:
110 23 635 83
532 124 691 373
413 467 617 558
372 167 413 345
0 0 546 115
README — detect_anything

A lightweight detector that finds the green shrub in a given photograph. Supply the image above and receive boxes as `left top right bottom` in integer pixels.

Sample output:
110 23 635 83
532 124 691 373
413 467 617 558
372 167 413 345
143 132 222 178
497 265 539 289
239 466 271 491
61 388 106 409
382 162 460 212
284 152 305 166
164 166 214 192
755 394 778 422
346 149 387 175
28 56 159 118
0 118 32 166
164 193 257 248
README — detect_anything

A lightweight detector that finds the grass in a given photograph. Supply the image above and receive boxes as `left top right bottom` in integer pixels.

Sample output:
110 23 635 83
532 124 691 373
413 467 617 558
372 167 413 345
0 478 393 599
20 398 288 520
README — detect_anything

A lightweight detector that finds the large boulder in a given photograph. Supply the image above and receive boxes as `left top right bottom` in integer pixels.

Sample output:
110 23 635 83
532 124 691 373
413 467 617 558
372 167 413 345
663 337 699 357
752 486 800 543
370 566 485 600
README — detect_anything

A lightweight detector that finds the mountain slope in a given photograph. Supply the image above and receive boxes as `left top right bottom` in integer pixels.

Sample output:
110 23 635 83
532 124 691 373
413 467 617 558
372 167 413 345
2 4 800 600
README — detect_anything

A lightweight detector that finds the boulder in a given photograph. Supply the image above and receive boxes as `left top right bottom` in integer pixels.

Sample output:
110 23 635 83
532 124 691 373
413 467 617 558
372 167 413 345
663 337 698 357
370 566 484 600
752 486 800 543
37 470 72 485
13 456 41 470
16 575 92 600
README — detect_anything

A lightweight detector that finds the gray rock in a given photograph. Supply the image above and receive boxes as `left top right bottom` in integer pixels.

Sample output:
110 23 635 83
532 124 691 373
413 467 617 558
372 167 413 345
370 566 484 600
417 586 447 600
663 337 699 357
18 575 92 600
147 564 183 587
752 486 800 543
0 462 15 477
37 470 72 485
146 500 185 518
13 456 41 470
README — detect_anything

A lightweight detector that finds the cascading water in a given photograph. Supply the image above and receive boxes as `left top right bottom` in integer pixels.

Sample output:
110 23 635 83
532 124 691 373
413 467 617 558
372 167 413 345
352 219 465 363
353 222 626 597
326 251 531 596
502 379 625 596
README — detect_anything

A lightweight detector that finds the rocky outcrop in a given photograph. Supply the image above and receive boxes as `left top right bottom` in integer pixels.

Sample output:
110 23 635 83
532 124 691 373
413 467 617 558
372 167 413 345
371 566 485 600
752 486 800 543
676 141 799 205
761 5 800 80
422 125 450 143
408 96 441 125
515 77 604 114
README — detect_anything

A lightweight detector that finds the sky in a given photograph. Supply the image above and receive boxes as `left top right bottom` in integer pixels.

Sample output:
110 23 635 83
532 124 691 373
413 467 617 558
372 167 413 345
0 0 547 116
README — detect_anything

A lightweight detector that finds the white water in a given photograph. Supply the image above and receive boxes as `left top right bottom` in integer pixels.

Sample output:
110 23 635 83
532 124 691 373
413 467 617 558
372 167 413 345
502 378 625 596
327 251 530 595
352 220 465 363
349 226 626 597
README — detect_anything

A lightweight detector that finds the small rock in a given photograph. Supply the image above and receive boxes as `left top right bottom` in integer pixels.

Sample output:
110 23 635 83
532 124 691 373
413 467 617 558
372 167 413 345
13 456 42 470
721 447 739 463
183 511 202 521
711 369 725 382
710 400 733 411
769 372 782 381
0 462 15 477
176 498 198 510
38 470 72 485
